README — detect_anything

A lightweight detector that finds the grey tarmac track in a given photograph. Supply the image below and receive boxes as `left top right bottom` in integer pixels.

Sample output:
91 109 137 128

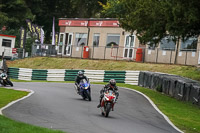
2 82 181 133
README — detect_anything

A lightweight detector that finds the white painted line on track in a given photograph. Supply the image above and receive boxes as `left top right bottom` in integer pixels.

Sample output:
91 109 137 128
0 88 34 115
122 87 184 133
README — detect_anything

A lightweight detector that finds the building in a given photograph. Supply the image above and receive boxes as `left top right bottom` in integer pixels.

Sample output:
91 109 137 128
58 18 200 66
0 34 16 59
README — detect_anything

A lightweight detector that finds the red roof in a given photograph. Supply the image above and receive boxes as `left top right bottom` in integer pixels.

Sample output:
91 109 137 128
0 34 16 38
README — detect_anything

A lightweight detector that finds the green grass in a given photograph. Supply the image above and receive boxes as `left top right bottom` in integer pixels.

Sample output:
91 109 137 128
0 115 64 133
0 87 28 108
0 87 64 133
7 57 200 81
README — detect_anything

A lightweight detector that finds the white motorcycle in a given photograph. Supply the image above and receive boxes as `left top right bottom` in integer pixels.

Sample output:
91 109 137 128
0 70 13 87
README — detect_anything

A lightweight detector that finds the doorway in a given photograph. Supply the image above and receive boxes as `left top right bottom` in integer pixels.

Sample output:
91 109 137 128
64 33 73 56
123 35 135 58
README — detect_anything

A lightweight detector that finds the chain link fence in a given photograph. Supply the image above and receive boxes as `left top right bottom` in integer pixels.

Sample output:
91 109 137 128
1 48 24 60
31 43 200 66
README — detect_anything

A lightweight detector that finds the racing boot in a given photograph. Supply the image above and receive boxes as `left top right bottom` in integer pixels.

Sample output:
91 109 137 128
77 87 80 94
97 103 101 108
97 99 102 108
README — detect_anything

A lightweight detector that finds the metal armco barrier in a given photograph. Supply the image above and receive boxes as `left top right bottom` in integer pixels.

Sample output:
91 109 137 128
8 68 139 85
138 71 200 106
31 44 200 66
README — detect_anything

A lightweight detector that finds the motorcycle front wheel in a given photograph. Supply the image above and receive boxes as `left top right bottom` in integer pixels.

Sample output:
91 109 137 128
105 103 111 117
86 91 91 101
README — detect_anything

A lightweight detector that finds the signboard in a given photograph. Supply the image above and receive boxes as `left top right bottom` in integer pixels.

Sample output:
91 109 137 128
88 20 119 27
59 20 119 27
59 20 88 27
12 48 17 54
20 27 26 49
55 33 59 45
26 19 33 34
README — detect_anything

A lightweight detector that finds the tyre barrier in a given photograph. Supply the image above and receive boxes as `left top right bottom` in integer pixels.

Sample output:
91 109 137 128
8 67 139 85
138 71 200 106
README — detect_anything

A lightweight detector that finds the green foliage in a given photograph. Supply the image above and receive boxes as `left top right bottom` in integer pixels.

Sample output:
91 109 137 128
1 0 34 30
101 0 200 64
164 0 200 40
1 0 106 44
101 0 200 43
100 0 125 18
24 0 107 43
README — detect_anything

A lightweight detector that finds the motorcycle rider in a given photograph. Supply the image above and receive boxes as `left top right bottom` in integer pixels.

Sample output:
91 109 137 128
75 71 89 94
0 68 5 78
97 79 119 108
0 68 6 86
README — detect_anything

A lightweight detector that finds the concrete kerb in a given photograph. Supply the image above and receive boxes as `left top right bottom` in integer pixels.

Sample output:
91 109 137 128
0 88 34 115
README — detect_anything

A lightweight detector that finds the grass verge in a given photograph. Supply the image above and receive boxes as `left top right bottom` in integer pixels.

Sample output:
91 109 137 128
0 87 64 133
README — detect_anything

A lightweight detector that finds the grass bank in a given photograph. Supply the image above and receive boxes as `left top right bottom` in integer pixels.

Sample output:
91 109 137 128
7 57 200 81
0 87 64 133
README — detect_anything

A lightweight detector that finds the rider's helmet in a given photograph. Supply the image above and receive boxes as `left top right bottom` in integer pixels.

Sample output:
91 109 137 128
109 79 116 87
78 71 84 78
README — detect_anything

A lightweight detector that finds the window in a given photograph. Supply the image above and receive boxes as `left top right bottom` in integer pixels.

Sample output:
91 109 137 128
75 33 87 46
130 36 134 47
106 34 120 47
125 35 135 48
93 33 100 47
2 39 12 47
160 36 175 50
181 37 198 51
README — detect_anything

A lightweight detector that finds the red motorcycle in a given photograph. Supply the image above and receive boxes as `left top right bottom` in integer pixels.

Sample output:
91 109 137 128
100 90 116 117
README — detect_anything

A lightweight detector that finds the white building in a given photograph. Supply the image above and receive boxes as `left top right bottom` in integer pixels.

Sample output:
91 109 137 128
0 34 16 59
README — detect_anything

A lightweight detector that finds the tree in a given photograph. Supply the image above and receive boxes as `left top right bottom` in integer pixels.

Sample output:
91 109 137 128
101 0 200 64
1 0 33 30
25 0 107 43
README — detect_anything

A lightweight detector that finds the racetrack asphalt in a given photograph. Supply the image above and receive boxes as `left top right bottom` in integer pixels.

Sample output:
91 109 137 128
2 82 181 133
